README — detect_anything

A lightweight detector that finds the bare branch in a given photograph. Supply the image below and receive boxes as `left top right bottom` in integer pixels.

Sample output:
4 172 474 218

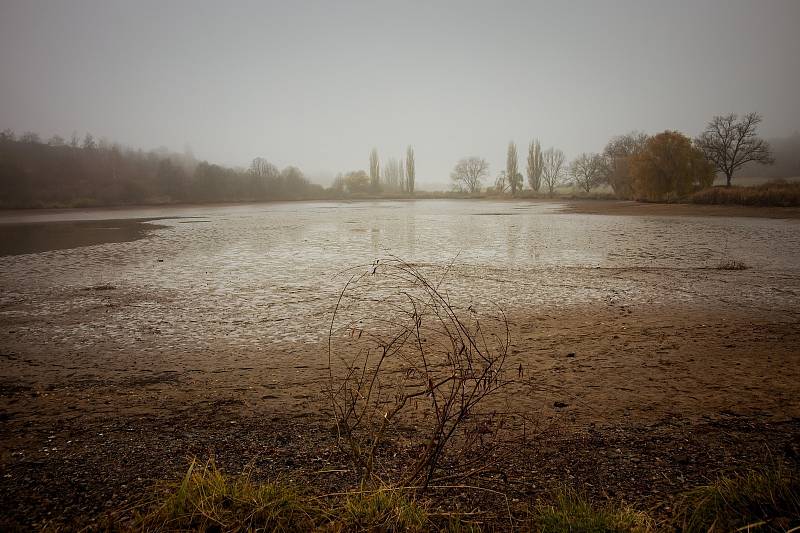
450 157 490 193
695 112 774 186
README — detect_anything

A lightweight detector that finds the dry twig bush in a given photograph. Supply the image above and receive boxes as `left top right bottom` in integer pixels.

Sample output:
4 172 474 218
326 258 516 492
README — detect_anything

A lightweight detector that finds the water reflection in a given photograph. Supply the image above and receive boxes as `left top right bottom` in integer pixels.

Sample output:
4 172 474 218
1 200 798 350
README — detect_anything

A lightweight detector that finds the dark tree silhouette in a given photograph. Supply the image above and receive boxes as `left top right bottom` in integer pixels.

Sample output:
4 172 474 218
570 152 604 193
601 131 649 199
0 130 322 208
695 113 774 187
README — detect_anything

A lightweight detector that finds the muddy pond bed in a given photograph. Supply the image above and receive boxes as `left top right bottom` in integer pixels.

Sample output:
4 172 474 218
1 199 799 529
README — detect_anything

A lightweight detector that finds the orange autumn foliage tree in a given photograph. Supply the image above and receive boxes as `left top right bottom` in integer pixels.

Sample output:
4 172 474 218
630 131 715 201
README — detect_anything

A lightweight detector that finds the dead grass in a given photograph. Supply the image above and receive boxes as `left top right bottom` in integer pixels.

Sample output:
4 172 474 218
118 460 800 532
335 488 429 531
134 458 318 532
531 488 655 533
131 460 482 532
672 464 800 532
689 181 800 207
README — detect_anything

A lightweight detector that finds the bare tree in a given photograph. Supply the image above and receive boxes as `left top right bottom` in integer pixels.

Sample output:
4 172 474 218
384 157 400 190
527 139 544 192
494 171 510 194
601 131 649 199
405 146 415 194
506 141 520 196
695 112 774 186
541 148 565 196
451 157 489 193
47 135 65 146
570 153 604 193
82 133 96 150
20 131 42 144
369 148 380 191
250 157 278 178
398 158 405 193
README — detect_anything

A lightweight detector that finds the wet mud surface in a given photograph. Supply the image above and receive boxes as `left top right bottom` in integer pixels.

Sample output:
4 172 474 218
0 218 166 257
559 198 800 219
1 200 799 529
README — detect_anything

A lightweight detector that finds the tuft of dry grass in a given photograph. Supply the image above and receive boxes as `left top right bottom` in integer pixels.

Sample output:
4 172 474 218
333 488 429 532
110 460 800 532
134 458 318 532
672 464 800 532
129 460 484 532
531 488 655 533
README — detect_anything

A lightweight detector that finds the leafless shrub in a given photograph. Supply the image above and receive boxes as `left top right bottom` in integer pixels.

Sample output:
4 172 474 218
326 258 514 493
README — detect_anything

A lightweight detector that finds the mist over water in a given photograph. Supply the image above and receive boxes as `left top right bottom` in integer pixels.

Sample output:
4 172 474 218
2 1 799 183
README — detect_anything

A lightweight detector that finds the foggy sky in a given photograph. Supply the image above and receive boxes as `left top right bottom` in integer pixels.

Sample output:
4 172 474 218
1 0 799 187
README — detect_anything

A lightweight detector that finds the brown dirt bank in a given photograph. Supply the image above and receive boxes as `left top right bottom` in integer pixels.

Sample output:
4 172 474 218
558 198 800 219
1 303 798 528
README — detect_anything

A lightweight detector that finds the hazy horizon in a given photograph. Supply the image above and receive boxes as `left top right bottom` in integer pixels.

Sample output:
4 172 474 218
2 0 799 186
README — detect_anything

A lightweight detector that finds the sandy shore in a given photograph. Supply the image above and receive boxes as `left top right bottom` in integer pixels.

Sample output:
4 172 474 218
2 303 797 428
1 300 798 528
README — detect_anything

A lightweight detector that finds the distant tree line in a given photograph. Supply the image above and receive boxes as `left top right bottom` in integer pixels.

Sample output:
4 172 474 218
449 112 785 202
0 129 325 208
3 116 795 208
332 146 416 196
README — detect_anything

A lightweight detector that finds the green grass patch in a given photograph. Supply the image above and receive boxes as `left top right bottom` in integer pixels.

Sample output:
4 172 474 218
131 460 480 532
335 488 429 531
672 464 800 532
119 460 800 532
532 488 654 533
135 459 318 532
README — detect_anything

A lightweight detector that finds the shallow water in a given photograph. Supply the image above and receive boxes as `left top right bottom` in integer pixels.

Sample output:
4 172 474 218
1 200 799 349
